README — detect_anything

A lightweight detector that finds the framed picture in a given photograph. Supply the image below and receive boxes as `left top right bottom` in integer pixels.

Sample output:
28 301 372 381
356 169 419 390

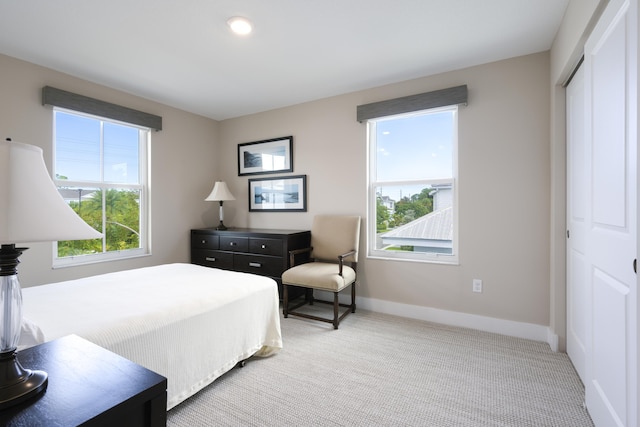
249 175 307 212
238 136 293 176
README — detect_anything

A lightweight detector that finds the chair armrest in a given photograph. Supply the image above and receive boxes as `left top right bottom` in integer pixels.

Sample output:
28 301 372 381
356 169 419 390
337 250 356 276
288 247 313 266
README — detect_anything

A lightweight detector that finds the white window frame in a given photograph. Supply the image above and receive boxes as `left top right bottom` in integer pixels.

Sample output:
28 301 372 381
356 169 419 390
367 105 459 265
52 107 151 267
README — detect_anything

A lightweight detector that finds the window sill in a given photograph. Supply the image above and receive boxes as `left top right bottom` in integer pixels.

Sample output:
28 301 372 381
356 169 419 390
366 253 459 266
53 250 151 269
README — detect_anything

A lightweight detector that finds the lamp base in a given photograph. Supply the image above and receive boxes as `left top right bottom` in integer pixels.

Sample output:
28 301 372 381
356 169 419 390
0 350 48 409
216 221 228 230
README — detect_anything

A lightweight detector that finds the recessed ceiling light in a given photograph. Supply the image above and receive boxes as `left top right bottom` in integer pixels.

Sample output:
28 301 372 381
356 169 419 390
227 16 252 35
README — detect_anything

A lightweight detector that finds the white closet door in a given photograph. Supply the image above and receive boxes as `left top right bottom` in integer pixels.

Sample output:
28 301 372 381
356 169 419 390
566 63 588 383
583 0 637 425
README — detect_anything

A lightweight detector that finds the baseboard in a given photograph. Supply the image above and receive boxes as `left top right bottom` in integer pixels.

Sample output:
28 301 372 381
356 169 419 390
546 329 560 352
313 290 557 350
359 296 557 348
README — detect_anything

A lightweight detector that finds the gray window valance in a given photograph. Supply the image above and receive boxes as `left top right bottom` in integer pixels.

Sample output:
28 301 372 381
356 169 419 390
42 86 163 131
356 85 467 122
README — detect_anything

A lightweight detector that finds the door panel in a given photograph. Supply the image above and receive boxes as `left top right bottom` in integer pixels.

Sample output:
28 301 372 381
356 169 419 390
566 63 588 382
592 269 629 422
583 0 637 425
591 12 627 228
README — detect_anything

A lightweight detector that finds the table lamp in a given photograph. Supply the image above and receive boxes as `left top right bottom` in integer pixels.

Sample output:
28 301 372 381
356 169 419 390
0 138 103 409
205 181 235 230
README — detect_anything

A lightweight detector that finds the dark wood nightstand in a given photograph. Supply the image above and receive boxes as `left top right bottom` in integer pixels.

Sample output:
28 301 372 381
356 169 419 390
0 335 167 427
191 228 311 298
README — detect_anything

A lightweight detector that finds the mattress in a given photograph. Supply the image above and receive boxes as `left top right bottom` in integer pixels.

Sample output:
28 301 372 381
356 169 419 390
20 263 283 409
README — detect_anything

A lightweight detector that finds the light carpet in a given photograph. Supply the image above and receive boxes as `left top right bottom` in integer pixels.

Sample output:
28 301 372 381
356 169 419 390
167 309 594 426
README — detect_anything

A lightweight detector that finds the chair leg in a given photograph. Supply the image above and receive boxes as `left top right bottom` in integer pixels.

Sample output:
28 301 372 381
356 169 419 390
351 282 356 313
283 283 289 318
333 292 339 329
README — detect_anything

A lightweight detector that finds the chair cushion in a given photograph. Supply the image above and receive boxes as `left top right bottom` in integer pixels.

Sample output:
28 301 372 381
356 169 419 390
282 262 356 292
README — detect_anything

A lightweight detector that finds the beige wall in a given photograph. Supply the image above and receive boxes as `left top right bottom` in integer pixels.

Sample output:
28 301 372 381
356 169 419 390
548 0 606 351
219 52 552 327
0 53 219 287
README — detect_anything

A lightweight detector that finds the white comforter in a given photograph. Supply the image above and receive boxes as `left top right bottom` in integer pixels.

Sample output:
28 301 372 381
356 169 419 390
20 263 282 409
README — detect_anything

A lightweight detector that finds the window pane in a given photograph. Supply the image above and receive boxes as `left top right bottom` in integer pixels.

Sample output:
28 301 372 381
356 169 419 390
105 189 141 251
57 186 102 257
55 111 100 181
376 110 454 181
104 123 140 184
374 184 453 254
56 188 142 256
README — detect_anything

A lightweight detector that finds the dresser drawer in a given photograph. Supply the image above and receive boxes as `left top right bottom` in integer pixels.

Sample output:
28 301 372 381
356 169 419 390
234 254 282 277
249 238 283 256
191 233 219 250
219 236 248 252
192 249 233 269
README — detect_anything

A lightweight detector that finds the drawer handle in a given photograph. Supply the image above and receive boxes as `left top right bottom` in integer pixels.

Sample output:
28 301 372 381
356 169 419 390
249 262 262 268
205 257 216 262
229 242 236 246
201 240 206 244
261 244 266 249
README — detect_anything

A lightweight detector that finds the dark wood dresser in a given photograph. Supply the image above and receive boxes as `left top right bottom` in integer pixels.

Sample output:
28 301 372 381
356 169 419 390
191 228 310 298
0 335 167 427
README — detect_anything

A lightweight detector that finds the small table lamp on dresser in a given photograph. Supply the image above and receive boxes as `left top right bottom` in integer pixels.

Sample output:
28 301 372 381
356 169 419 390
205 181 235 230
0 138 102 409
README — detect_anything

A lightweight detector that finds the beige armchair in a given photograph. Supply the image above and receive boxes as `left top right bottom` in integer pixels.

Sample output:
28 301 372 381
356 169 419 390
281 215 361 329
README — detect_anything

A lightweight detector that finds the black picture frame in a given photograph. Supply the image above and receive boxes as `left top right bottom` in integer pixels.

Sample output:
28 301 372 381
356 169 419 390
248 175 307 212
238 136 293 176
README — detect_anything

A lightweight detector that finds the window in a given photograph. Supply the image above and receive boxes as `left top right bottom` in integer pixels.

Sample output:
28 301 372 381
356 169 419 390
53 108 150 266
367 106 458 264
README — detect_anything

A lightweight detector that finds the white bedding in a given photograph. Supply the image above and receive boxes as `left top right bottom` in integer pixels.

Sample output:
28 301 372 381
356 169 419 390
20 263 282 409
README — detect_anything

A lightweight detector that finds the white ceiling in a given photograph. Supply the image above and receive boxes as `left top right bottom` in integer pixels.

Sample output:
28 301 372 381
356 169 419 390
0 0 568 121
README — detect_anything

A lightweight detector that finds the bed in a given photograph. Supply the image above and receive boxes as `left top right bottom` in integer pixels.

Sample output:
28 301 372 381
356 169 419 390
19 263 283 410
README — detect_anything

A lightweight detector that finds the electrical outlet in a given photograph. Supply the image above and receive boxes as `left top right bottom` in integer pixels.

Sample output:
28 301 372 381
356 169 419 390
472 279 483 293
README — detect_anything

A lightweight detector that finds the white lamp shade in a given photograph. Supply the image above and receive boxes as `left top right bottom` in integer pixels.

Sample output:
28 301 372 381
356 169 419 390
0 139 103 244
205 181 235 202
